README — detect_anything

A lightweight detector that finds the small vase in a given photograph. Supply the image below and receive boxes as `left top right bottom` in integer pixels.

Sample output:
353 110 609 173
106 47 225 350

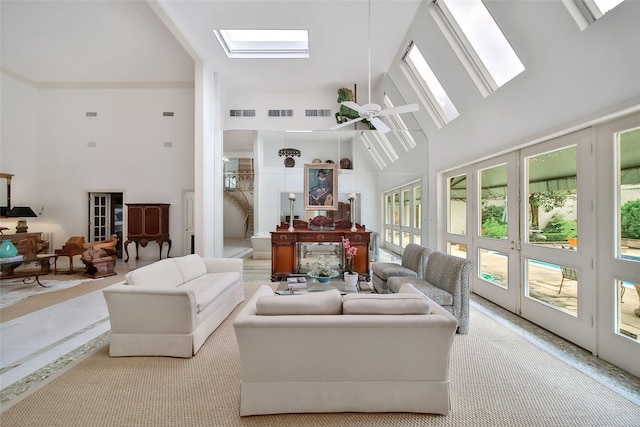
0 240 19 258
344 272 359 292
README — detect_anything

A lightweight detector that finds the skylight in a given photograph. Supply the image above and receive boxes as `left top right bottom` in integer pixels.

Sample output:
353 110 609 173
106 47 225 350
403 43 459 128
432 0 525 96
213 29 309 58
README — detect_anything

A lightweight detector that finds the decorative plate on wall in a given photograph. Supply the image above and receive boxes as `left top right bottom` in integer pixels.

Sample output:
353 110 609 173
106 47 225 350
284 157 295 167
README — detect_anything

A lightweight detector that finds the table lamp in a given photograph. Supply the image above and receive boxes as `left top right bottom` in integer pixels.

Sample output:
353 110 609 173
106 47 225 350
7 206 38 233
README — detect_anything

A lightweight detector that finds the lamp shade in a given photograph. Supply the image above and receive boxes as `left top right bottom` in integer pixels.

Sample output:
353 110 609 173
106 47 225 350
7 206 37 218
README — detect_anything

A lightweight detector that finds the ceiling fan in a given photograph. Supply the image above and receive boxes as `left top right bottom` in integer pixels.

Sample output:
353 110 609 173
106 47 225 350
331 0 418 134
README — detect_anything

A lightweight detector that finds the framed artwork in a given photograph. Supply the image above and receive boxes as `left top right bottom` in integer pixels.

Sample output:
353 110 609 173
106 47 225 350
304 163 338 211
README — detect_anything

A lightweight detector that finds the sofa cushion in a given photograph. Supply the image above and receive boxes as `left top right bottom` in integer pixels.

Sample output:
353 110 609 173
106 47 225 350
256 290 342 315
342 293 432 315
173 254 207 283
180 272 241 313
372 263 418 281
125 258 184 287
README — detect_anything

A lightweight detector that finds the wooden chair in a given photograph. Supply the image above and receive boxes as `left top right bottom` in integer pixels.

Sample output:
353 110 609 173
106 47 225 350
559 266 578 294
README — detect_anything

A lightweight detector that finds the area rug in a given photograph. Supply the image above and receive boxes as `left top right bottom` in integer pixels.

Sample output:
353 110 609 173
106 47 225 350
0 277 96 309
1 283 638 426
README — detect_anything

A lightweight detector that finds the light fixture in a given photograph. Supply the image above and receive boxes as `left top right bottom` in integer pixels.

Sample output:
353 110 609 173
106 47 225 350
278 148 301 158
7 206 38 233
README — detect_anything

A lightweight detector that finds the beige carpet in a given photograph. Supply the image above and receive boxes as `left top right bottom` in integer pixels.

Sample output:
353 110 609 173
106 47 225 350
1 283 638 426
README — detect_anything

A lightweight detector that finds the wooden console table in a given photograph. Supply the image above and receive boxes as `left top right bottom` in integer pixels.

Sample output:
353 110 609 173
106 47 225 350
271 216 371 281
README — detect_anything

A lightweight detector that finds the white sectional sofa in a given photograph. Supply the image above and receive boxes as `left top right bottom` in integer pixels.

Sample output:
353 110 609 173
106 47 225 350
103 254 244 358
233 283 458 416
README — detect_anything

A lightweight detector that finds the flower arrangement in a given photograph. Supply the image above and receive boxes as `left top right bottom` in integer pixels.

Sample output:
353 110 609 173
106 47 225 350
308 255 339 278
341 236 358 274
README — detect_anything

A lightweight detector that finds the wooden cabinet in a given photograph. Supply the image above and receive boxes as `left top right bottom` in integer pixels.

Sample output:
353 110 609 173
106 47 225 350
124 203 171 262
270 216 371 281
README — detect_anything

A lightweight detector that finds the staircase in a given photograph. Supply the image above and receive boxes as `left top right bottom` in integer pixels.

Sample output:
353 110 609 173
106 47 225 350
224 158 255 239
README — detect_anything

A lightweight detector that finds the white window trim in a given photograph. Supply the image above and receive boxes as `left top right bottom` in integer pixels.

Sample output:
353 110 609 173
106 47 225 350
400 60 447 129
429 1 497 97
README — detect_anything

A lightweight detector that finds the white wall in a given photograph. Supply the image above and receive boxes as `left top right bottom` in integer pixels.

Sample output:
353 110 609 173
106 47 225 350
0 74 195 258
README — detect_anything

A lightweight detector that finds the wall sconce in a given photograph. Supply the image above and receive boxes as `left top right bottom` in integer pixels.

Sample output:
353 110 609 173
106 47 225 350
7 206 38 233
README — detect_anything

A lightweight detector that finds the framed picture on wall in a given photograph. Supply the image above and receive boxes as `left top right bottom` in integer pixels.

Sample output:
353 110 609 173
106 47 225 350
304 163 338 211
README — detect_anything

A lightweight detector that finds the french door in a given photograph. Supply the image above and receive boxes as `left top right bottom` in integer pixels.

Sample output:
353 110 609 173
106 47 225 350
89 193 111 242
443 130 595 351
519 130 595 351
382 182 422 254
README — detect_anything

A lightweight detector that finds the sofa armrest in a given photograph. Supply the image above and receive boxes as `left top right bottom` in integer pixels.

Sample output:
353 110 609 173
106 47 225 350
202 258 243 277
103 283 197 333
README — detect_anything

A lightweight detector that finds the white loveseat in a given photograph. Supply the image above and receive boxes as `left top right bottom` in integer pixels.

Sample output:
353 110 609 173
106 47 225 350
103 254 244 358
233 284 458 416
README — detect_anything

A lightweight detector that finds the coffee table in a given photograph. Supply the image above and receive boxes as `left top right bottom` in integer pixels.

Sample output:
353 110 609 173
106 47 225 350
0 254 59 287
275 274 375 295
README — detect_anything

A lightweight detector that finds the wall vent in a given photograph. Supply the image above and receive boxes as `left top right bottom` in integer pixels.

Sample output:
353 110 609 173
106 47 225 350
305 109 332 117
229 109 256 117
163 141 173 148
87 141 97 148
163 112 174 117
86 112 97 117
268 109 294 117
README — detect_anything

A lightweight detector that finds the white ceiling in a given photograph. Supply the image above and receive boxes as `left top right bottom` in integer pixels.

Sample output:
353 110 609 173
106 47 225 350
1 0 422 94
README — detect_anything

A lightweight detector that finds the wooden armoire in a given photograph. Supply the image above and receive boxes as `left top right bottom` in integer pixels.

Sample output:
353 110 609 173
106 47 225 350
123 203 171 262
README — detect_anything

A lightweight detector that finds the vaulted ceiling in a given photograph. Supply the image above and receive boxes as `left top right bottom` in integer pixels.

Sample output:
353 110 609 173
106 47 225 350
1 0 421 95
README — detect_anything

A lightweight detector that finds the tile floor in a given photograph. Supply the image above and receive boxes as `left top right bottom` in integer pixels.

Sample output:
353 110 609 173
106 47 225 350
1 243 638 409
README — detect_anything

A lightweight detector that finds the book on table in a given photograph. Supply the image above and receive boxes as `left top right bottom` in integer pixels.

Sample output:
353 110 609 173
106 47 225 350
287 276 307 289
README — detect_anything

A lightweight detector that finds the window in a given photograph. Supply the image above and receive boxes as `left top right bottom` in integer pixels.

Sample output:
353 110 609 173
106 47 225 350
432 0 525 96
214 29 309 58
566 0 625 29
403 43 459 127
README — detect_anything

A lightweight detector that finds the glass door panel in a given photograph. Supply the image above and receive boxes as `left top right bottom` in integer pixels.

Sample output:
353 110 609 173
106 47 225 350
479 248 508 288
526 146 578 249
525 258 578 316
447 174 467 235
617 279 640 342
414 186 422 229
474 154 519 311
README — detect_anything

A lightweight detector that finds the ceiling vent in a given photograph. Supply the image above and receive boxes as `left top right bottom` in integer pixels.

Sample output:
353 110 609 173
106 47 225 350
268 109 294 117
86 112 97 117
230 109 256 117
305 109 332 117
163 112 174 117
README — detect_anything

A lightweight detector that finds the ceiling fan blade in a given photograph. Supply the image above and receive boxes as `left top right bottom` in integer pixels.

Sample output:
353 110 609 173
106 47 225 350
341 101 368 116
377 103 419 117
370 117 391 134
330 116 365 130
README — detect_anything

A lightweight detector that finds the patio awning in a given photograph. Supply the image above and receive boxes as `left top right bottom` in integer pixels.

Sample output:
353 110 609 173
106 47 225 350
450 128 640 199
